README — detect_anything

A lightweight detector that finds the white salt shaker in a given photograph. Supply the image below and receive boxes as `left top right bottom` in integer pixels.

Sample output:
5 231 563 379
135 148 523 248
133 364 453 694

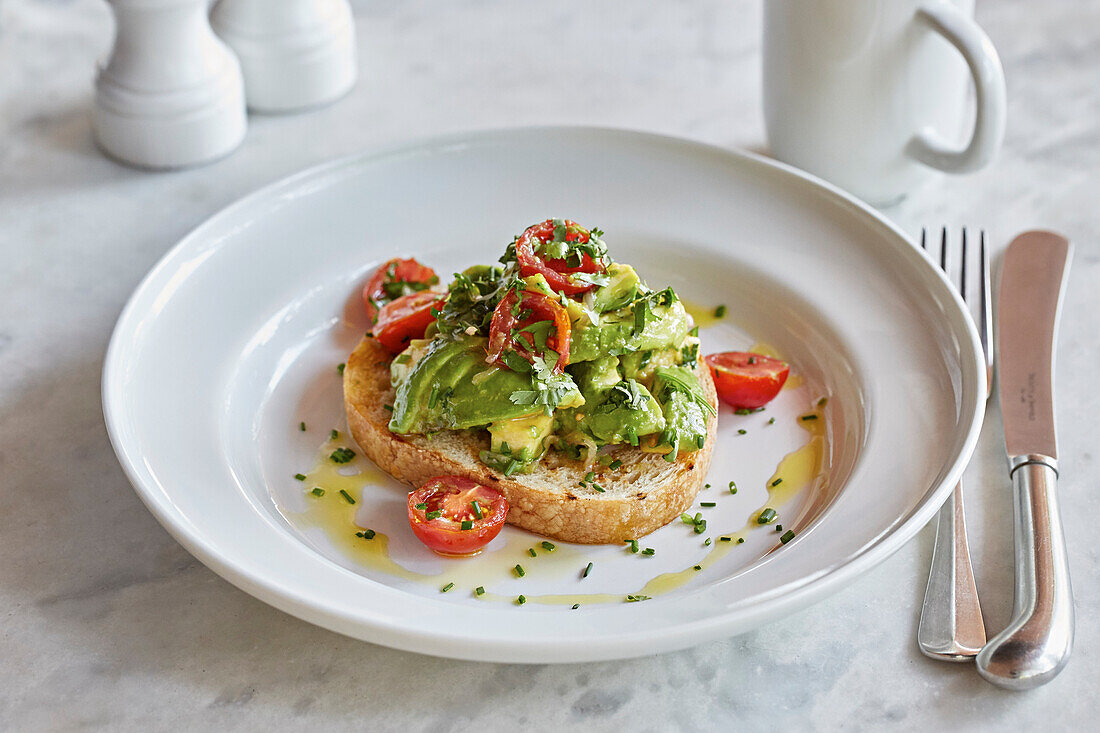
211 0 358 113
93 0 247 169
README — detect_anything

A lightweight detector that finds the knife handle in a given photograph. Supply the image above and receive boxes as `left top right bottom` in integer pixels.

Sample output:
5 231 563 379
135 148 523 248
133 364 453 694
976 459 1074 689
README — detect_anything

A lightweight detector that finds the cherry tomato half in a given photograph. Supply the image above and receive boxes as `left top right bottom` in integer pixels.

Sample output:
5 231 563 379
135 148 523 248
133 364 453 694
407 477 510 556
515 219 605 296
362 258 438 323
373 290 444 353
486 289 572 372
704 351 790 410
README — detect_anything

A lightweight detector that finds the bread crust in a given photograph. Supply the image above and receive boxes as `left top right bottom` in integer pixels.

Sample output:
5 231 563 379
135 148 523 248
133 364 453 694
343 337 717 544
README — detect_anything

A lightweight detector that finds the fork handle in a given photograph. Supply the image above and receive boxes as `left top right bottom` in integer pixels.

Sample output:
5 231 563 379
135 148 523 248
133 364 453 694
918 483 987 660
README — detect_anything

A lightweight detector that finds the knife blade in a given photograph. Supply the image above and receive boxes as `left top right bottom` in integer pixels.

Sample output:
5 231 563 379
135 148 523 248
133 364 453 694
976 230 1074 690
997 230 1072 464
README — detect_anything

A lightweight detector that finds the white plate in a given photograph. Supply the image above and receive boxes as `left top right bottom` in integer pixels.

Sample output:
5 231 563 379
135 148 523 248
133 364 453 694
103 127 984 663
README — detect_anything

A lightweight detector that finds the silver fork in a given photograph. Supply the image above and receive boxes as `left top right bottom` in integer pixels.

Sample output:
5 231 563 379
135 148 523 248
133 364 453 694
917 227 993 661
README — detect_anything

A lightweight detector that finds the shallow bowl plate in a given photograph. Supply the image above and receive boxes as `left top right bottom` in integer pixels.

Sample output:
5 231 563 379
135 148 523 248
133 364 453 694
103 127 984 663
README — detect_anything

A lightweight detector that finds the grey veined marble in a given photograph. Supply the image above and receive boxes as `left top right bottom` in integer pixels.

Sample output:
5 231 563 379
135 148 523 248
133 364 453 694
2 0 1098 729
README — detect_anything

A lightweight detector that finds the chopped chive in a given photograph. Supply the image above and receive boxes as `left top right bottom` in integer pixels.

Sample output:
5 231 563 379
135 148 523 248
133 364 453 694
356 529 376 540
693 520 707 534
330 429 340 440
629 539 639 553
338 489 356 504
700 502 716 508
728 480 736 489
693 565 702 571
460 520 473 531
801 414 819 421
767 417 775 425
818 397 828 407
775 524 784 532
625 595 651 602
720 536 732 542
609 459 622 470
503 459 521 476
583 562 593 578
571 603 580 610
780 530 796 544
427 384 440 409
426 510 442 520
714 304 727 318
528 547 537 557
310 487 325 497
734 407 764 415
704 537 712 546
747 356 756 364
330 447 355 463
514 564 525 578
541 541 556 552
737 429 747 435
415 502 427 510
704 483 711 489
337 363 346 375
694 512 702 523
737 537 745 544
383 404 394 412
516 595 527 605
729 485 738 494
475 586 485 596
584 471 595 482
681 513 694 524
758 508 777 524
771 478 783 487
299 421 306 432
471 500 483 519
294 473 307 481
441 582 454 593
642 548 655 556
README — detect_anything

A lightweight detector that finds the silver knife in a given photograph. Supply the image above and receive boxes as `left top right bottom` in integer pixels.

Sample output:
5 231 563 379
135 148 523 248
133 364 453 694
976 231 1073 690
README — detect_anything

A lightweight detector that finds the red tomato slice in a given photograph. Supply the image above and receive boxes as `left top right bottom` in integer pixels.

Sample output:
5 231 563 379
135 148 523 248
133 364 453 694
407 477 509 557
373 291 444 353
486 289 572 372
704 351 790 410
362 258 438 322
515 219 605 296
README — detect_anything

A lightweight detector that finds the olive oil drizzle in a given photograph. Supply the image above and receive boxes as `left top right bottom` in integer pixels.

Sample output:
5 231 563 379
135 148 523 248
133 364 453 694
288 380 826 607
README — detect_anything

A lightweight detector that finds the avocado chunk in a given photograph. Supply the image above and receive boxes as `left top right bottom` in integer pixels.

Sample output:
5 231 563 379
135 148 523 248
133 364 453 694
569 298 693 363
390 336 583 434
482 411 554 473
649 365 711 459
583 379 666 445
568 356 622 404
590 263 641 312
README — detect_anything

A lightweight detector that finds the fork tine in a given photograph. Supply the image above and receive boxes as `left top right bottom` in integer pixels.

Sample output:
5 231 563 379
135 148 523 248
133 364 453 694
960 228 968 301
980 230 993 382
940 226 948 272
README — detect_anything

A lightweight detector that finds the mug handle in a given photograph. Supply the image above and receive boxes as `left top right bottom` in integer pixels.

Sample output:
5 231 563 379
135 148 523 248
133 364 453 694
905 1 1007 173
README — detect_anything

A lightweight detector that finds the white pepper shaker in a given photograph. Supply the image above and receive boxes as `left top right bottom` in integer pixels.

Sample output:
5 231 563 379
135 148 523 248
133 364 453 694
93 0 247 169
211 0 358 113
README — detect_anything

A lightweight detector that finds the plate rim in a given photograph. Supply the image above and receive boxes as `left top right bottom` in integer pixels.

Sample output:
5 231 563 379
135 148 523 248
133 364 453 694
102 125 986 662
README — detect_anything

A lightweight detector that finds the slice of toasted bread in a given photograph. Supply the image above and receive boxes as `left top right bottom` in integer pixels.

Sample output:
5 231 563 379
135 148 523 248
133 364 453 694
343 337 717 544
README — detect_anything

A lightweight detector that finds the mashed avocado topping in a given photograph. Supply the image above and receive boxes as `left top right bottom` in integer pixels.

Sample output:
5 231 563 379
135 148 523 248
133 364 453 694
387 220 713 474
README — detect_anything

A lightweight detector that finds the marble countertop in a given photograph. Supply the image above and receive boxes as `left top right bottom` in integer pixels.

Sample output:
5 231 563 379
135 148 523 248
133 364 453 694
2 0 1097 729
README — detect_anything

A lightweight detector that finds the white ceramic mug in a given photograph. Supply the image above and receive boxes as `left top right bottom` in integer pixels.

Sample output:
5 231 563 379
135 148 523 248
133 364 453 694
763 0 1006 206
